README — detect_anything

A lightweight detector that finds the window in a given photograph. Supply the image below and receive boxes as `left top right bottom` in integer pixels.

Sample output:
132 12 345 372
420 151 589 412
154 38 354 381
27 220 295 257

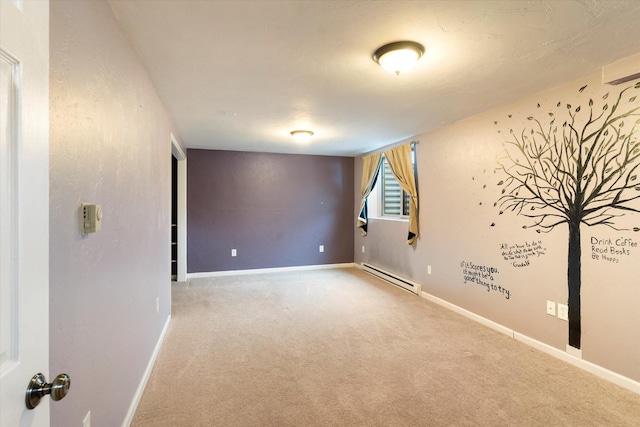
380 156 410 216
365 144 416 220
358 143 418 244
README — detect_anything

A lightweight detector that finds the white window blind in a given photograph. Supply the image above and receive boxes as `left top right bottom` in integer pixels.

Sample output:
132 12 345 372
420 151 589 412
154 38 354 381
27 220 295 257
381 156 410 217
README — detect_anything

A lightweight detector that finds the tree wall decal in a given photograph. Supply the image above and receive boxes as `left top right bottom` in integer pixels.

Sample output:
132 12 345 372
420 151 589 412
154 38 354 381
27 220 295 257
494 82 640 349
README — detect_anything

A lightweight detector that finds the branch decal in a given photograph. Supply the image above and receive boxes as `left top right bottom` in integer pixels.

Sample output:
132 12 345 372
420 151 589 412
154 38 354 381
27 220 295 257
491 82 640 349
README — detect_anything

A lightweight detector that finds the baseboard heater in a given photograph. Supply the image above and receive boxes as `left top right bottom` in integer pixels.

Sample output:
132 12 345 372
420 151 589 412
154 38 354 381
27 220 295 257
361 263 421 295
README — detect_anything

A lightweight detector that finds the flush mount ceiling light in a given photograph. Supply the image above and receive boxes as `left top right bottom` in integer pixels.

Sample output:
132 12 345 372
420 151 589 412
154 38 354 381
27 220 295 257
290 130 314 143
373 41 425 76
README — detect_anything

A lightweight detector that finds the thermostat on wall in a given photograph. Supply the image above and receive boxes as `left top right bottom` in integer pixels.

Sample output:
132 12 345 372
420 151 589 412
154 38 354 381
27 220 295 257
82 203 103 234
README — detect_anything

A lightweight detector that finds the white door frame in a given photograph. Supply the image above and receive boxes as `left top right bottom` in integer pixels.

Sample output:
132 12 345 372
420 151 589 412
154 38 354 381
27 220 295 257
171 134 187 282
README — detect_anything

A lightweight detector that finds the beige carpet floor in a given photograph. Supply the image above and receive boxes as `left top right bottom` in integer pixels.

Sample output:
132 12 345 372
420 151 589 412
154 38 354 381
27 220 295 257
131 268 640 426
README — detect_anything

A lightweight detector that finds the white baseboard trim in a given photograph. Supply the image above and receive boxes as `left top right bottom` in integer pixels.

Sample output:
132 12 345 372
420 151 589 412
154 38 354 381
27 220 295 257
565 344 583 359
420 291 640 395
122 315 171 427
420 291 514 338
186 262 355 279
514 332 639 394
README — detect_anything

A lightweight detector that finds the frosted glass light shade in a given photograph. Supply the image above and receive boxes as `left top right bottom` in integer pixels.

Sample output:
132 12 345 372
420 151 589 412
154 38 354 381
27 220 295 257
378 49 420 75
373 41 425 75
290 130 314 143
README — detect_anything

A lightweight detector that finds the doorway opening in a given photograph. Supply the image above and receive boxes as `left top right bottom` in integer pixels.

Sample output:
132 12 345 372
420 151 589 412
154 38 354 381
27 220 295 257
171 134 186 281
171 155 178 280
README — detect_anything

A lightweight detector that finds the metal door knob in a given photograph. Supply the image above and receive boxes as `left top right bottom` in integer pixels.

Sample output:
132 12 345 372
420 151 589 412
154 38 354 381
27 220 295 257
25 373 71 409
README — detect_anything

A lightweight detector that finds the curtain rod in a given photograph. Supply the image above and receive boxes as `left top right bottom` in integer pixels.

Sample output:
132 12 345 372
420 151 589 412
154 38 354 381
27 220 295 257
359 140 419 159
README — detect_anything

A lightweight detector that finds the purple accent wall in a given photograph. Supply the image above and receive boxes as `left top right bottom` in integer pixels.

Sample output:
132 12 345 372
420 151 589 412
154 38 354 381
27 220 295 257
188 150 354 272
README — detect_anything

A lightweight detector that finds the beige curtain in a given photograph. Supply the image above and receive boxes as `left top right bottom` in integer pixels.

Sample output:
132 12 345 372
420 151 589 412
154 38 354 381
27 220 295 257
357 153 382 236
384 143 419 245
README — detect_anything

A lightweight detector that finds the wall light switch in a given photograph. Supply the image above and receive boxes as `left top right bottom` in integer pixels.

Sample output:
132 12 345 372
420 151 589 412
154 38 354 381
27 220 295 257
231 249 237 257
546 300 556 316
557 303 568 321
362 245 365 253
319 245 324 253
427 265 432 275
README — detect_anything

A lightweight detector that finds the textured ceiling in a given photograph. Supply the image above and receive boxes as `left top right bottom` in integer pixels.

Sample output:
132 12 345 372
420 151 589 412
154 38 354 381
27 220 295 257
109 0 640 156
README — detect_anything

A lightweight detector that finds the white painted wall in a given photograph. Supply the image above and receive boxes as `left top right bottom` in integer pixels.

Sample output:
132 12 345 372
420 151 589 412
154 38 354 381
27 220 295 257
49 1 183 425
355 69 640 385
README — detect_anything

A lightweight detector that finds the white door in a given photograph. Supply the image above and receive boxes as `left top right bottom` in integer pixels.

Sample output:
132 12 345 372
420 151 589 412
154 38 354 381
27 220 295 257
1 0 51 426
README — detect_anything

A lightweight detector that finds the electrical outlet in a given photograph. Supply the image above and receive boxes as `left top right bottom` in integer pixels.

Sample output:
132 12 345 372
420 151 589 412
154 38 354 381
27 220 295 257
546 300 556 316
319 245 324 253
83 410 91 427
156 297 159 315
361 245 365 253
231 249 237 257
427 265 432 275
557 303 568 321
